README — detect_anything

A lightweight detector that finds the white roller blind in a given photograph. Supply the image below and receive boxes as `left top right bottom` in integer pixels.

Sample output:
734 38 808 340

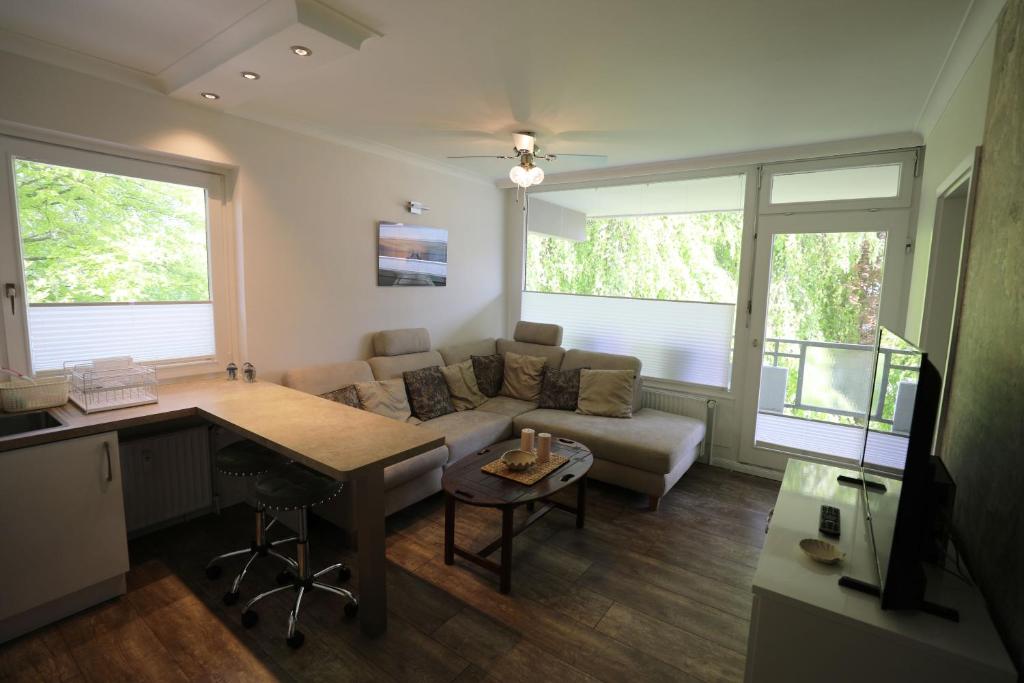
521 291 735 388
28 303 215 371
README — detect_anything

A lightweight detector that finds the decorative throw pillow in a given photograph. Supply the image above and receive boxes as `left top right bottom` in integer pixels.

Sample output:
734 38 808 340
440 360 487 411
537 367 583 411
500 351 547 402
354 379 413 422
576 369 634 418
320 384 361 409
403 366 456 421
471 354 504 397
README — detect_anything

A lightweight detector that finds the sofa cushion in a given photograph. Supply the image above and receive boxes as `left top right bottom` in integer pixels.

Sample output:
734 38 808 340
438 338 497 366
283 360 374 396
513 321 563 346
422 410 513 464
320 385 361 409
403 366 455 421
369 350 445 380
577 369 635 418
355 379 413 422
373 328 431 356
471 354 504 397
500 351 547 402
477 396 538 419
384 445 449 490
497 338 565 368
440 360 487 411
537 366 582 411
561 349 643 413
513 408 704 475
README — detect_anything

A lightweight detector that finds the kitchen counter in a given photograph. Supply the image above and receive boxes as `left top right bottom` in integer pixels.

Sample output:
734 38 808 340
0 378 444 638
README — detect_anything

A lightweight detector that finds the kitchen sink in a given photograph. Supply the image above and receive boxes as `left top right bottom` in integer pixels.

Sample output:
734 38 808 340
0 410 63 437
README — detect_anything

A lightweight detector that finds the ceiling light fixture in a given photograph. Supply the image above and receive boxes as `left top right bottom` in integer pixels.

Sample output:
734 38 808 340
290 45 312 56
509 156 545 188
200 92 220 100
241 71 260 80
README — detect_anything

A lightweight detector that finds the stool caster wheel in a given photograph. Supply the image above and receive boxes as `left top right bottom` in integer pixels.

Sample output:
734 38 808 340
286 631 305 649
276 570 293 586
205 565 222 580
344 602 358 619
338 566 351 582
223 590 240 606
241 610 258 628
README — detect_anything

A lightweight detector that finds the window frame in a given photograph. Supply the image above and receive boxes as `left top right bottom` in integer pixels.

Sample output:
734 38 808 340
0 133 239 379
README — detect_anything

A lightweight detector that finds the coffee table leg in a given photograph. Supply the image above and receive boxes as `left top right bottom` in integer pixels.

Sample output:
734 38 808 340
444 493 455 565
500 507 514 594
576 475 587 529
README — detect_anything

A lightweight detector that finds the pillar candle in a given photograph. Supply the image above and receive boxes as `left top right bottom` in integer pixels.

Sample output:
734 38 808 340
520 428 535 453
537 433 552 463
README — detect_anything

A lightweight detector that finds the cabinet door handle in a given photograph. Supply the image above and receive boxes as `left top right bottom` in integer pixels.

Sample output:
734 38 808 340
104 442 113 482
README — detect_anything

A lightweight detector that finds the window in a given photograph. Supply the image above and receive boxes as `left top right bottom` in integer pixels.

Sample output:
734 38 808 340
522 174 746 389
0 136 233 375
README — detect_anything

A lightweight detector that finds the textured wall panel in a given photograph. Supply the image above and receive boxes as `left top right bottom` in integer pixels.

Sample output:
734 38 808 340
940 0 1024 671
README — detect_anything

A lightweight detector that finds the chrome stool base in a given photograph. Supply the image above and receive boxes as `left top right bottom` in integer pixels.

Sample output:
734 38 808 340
205 505 298 605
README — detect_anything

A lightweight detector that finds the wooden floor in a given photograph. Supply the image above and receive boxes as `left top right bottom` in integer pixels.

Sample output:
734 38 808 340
0 463 780 683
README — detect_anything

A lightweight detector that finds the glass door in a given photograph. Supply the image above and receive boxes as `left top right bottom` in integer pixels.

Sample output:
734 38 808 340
739 210 909 470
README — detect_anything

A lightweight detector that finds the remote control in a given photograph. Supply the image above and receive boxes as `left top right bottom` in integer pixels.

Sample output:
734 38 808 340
819 505 841 537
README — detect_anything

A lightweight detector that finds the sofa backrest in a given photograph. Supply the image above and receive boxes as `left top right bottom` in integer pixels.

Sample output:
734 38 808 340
561 349 644 413
368 327 445 380
438 338 497 365
513 321 563 346
282 360 374 396
496 339 565 368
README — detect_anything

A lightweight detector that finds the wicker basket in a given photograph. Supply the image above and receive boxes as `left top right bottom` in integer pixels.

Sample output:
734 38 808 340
0 376 70 412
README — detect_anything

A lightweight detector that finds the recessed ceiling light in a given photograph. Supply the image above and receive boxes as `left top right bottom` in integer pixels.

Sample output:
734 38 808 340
241 71 260 80
290 45 312 56
200 92 220 100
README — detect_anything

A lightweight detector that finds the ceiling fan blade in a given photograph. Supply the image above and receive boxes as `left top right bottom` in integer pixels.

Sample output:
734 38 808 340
544 153 608 160
446 155 516 159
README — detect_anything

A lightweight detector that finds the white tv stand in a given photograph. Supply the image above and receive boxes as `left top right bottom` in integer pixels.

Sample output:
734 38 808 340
745 459 1015 683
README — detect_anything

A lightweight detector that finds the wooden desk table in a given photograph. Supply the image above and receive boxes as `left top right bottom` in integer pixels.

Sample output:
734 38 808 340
0 378 445 637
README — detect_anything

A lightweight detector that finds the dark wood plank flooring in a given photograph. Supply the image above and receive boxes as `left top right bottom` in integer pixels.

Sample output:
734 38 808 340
0 463 779 683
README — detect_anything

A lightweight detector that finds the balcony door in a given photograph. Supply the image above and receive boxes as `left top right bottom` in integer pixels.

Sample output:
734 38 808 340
738 151 916 471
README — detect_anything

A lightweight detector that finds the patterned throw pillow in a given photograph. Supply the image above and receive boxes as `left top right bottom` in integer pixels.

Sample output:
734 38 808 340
440 360 488 411
320 384 361 409
403 366 456 421
471 354 504 398
500 351 547 402
576 369 635 418
537 367 583 411
354 379 413 422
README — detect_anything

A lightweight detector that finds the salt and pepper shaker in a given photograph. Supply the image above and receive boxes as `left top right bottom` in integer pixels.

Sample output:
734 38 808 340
242 362 255 383
226 362 238 380
520 428 535 453
537 433 552 464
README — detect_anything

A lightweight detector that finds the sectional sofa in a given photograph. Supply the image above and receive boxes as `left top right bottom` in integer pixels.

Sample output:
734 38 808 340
282 322 705 536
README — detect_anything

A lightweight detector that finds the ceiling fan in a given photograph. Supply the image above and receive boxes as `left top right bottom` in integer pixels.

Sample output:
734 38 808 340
447 132 604 188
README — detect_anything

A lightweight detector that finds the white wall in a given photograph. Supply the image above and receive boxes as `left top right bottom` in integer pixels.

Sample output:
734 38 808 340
905 28 997 345
0 51 505 380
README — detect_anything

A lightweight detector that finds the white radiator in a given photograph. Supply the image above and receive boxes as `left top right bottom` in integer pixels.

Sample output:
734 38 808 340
120 426 213 535
641 387 718 464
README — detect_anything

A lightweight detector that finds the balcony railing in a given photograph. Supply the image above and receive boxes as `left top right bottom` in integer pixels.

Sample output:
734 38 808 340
761 337 920 426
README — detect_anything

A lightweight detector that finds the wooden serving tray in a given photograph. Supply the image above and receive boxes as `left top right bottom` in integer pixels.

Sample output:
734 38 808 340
481 453 569 485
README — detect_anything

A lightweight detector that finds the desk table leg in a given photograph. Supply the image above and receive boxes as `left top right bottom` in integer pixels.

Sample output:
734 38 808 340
500 507 514 594
444 494 455 565
353 468 386 637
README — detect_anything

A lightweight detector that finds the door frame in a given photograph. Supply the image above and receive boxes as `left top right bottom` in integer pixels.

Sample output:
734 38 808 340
738 208 912 470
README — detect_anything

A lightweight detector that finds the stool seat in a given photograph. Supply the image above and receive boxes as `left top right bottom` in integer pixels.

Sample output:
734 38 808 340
215 441 284 477
256 465 344 511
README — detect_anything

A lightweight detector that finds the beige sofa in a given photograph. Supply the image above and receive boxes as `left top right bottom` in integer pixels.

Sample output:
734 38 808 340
282 322 705 536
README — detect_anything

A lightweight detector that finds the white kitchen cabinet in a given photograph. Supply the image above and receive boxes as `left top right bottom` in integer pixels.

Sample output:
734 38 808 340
0 431 129 642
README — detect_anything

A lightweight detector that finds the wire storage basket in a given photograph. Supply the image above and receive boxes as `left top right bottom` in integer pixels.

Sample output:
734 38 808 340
0 376 70 412
66 357 158 413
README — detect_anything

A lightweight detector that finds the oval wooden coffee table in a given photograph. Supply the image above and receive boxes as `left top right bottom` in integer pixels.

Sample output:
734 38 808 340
442 436 593 594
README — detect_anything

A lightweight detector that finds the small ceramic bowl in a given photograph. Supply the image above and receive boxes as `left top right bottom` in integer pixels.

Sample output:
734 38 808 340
799 538 845 565
501 448 537 472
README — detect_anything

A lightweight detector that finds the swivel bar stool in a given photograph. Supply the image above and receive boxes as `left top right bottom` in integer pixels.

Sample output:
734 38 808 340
204 440 299 605
241 463 358 649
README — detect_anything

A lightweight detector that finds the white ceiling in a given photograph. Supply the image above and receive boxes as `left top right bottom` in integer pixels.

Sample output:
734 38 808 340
0 0 978 181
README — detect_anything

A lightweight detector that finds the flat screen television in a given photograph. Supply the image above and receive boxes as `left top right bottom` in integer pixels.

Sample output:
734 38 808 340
843 326 956 620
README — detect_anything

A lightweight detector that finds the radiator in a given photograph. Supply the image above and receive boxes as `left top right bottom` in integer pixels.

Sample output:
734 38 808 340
119 426 213 535
641 387 718 464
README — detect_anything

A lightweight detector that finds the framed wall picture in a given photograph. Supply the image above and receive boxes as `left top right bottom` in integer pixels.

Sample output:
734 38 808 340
377 222 448 286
